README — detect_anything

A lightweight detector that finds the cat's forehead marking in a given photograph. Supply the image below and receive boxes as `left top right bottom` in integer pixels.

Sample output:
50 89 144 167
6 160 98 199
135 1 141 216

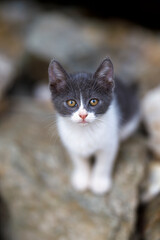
78 94 87 114
80 94 83 108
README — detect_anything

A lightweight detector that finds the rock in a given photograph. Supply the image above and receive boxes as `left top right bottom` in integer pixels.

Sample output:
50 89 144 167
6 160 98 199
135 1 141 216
0 0 39 108
33 83 51 102
142 86 160 158
25 12 106 83
141 159 160 203
25 12 160 95
0 99 9 115
0 98 146 240
0 54 15 100
140 194 160 240
0 16 25 106
141 86 160 204
0 194 12 240
0 0 39 27
25 13 105 72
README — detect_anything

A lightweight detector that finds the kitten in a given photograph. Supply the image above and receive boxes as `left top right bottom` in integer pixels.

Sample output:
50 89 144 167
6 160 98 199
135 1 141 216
48 57 140 194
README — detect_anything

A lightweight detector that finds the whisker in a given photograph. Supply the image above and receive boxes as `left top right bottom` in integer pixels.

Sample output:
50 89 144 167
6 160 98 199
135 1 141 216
41 113 60 145
47 123 59 145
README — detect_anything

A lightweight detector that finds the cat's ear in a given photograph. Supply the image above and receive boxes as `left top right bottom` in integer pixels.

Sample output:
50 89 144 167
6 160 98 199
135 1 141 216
94 57 114 90
48 59 68 93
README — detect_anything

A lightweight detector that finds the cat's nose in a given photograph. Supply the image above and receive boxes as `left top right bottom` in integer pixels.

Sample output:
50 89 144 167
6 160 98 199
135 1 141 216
79 113 88 120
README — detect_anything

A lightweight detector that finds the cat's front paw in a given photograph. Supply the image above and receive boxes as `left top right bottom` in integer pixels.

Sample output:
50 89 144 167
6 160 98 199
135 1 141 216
90 176 112 195
71 170 90 192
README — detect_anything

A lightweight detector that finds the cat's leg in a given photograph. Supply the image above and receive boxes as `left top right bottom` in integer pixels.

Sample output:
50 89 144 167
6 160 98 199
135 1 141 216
70 153 91 191
90 143 119 194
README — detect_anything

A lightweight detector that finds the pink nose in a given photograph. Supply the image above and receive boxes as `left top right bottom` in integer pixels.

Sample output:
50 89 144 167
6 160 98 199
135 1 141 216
79 113 88 120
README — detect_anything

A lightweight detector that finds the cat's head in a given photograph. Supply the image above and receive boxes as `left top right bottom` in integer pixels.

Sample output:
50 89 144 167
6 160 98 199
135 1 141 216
48 57 115 125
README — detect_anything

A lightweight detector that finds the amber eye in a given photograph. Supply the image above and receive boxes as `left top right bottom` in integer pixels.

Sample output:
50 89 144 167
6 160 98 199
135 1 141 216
67 100 77 107
89 98 99 106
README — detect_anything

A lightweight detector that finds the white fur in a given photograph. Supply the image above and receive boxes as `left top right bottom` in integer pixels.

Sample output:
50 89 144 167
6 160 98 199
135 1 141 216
57 100 119 194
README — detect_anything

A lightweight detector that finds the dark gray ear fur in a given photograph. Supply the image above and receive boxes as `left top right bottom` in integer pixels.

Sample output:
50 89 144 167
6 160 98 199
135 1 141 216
48 59 69 93
94 57 115 90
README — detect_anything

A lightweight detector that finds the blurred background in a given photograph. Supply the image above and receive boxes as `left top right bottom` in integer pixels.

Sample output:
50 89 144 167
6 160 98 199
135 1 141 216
0 1 160 240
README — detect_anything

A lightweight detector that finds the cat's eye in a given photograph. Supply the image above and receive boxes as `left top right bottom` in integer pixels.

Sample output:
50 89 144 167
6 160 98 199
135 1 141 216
67 100 77 107
89 98 99 106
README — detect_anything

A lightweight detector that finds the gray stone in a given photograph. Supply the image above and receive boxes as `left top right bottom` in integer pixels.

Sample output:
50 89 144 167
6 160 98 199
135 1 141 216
25 13 160 95
0 16 26 104
0 0 39 26
0 54 15 100
142 86 160 158
0 0 40 107
0 194 12 240
141 194 160 240
0 98 146 240
141 159 160 203
140 87 160 203
25 13 105 73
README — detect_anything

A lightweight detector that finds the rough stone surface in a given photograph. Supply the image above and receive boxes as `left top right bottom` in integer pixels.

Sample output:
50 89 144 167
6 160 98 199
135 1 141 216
1 5 160 239
25 13 105 72
0 98 146 240
0 0 39 26
141 194 160 240
142 86 160 158
0 0 40 105
0 16 26 103
141 159 160 203
26 12 160 94
0 194 11 240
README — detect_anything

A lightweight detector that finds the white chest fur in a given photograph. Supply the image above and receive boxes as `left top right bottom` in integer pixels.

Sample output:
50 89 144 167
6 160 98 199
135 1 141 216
57 103 119 157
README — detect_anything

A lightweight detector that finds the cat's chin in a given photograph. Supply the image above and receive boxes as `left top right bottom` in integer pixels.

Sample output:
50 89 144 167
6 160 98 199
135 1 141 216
78 122 89 126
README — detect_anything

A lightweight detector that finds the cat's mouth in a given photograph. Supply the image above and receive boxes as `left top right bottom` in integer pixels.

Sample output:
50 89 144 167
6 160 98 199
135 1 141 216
79 120 88 124
77 117 96 125
78 119 92 126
